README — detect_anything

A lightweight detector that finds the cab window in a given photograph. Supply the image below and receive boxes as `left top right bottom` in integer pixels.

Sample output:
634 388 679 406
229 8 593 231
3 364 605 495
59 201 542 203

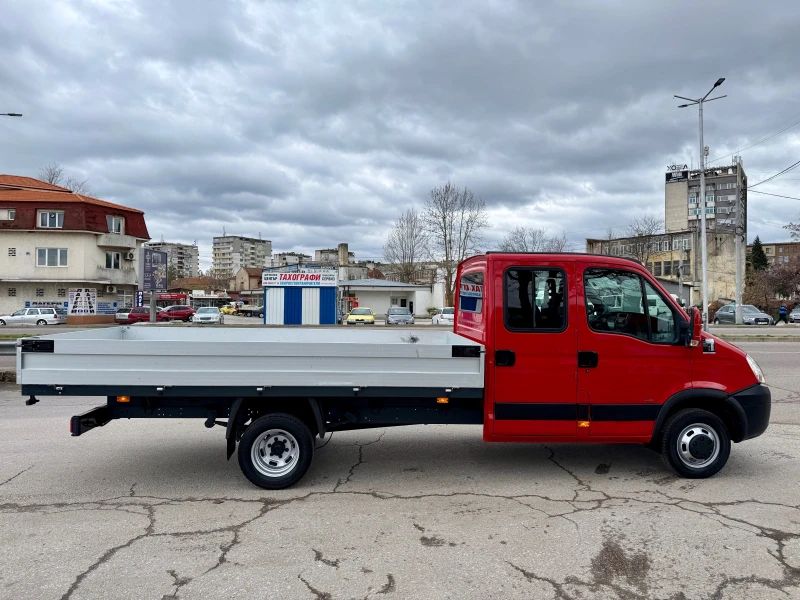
504 268 566 331
584 268 677 343
459 272 484 313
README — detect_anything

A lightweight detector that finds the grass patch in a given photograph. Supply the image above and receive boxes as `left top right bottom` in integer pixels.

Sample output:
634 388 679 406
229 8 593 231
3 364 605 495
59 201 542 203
0 334 33 340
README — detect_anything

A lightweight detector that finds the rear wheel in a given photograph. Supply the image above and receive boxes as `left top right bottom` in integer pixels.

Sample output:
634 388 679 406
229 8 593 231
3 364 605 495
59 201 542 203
238 413 314 490
661 408 730 478
36 319 47 326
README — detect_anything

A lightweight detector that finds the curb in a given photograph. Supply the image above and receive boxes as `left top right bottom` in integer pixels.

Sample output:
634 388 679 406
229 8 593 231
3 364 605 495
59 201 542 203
717 335 800 343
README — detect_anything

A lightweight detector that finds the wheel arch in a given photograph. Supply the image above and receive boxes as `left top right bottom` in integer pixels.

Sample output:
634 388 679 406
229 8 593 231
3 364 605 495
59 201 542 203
652 389 746 446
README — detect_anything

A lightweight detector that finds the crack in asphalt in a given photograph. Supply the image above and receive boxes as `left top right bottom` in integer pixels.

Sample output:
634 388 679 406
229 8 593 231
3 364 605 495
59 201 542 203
3 437 798 599
0 465 33 488
333 430 387 492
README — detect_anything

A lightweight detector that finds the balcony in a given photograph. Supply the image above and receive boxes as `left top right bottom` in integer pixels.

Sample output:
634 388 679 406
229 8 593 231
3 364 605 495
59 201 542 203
97 233 137 249
95 266 138 286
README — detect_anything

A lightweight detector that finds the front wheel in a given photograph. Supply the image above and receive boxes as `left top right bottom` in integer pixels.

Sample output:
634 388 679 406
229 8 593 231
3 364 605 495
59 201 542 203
661 408 730 478
713 319 719 325
238 413 314 490
0 319 5 326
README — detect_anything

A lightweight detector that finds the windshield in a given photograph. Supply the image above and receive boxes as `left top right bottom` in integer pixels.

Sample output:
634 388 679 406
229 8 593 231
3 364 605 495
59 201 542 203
11 309 26 316
116 308 130 313
351 308 372 315
742 305 761 314
388 308 410 315
442 308 455 315
197 307 219 314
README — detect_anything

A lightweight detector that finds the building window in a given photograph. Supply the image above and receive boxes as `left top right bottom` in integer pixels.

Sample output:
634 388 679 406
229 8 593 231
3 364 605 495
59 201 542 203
706 195 715 203
36 248 68 267
36 288 44 297
673 260 681 274
663 261 672 276
0 209 14 220
8 288 16 297
765 247 773 254
779 247 784 253
8 248 15 257
106 251 121 269
57 288 66 297
706 207 714 214
38 211 65 228
106 216 124 234
645 262 653 273
688 196 697 204
654 262 662 276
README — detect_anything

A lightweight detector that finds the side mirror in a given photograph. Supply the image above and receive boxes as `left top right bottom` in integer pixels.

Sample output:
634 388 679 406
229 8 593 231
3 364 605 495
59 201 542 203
684 307 702 347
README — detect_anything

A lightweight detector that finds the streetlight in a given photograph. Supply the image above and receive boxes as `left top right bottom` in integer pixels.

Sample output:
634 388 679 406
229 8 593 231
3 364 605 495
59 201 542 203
674 78 726 332
2 113 22 117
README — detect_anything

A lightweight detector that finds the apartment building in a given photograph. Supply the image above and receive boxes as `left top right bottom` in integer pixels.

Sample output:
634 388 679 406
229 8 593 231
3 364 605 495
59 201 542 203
211 235 272 279
270 252 312 268
0 175 150 317
749 241 800 266
143 241 199 279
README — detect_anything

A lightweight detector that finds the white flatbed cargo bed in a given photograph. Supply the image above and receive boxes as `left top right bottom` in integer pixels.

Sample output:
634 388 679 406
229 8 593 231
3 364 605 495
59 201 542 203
18 326 485 395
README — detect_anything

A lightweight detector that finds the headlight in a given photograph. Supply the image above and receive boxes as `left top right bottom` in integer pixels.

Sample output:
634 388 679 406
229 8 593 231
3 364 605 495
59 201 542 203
746 354 766 384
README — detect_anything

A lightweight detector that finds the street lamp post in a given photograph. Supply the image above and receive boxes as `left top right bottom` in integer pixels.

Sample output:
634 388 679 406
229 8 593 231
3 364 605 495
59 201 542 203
675 78 726 331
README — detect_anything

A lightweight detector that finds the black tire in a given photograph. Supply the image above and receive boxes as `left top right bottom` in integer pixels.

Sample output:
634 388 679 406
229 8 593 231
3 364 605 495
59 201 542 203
0 319 5 326
713 319 720 325
36 319 47 326
238 413 314 490
661 408 730 478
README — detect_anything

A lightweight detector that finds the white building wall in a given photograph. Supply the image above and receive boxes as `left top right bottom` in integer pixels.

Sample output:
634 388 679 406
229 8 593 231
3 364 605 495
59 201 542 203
265 288 283 324
346 287 438 317
0 230 143 314
301 287 320 325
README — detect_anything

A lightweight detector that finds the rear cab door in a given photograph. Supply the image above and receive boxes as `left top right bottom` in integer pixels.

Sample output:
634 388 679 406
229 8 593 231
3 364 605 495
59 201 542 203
489 256 578 438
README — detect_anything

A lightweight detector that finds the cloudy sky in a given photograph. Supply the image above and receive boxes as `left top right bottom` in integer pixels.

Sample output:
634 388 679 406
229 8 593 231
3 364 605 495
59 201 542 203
2 0 799 271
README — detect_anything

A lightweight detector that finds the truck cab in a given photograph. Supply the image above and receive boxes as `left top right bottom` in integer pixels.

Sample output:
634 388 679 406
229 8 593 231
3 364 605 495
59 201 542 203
455 252 770 478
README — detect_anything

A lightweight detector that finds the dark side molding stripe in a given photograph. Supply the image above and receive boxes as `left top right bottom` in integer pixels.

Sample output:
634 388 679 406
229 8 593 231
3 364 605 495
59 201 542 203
495 402 661 421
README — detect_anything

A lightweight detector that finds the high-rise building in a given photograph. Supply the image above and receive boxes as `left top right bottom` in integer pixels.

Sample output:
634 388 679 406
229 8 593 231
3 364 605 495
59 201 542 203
665 157 747 234
143 241 199 279
212 235 272 279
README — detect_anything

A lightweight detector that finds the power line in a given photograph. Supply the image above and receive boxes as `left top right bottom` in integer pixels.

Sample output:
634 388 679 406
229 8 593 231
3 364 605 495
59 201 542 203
708 110 800 165
749 190 800 202
747 159 800 189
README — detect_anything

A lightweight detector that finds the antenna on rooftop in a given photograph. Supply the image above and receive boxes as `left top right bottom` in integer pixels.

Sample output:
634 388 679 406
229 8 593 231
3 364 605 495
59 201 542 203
223 226 227 236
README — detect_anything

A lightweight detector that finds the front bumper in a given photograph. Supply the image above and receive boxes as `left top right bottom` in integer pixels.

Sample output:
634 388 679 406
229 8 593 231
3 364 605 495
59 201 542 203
727 384 771 441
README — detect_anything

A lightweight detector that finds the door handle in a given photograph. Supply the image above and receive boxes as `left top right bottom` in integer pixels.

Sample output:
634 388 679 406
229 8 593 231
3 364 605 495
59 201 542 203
495 350 516 367
578 351 599 369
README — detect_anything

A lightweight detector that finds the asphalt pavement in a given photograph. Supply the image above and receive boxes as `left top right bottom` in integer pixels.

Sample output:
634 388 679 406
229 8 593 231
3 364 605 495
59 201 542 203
0 342 798 598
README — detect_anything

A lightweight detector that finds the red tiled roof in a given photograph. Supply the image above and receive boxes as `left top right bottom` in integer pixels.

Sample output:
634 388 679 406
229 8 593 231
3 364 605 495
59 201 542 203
0 188 144 214
0 175 72 192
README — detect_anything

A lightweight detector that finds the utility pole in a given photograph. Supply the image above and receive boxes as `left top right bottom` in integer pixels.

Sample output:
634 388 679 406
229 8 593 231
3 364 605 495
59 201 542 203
734 156 744 324
675 78 727 331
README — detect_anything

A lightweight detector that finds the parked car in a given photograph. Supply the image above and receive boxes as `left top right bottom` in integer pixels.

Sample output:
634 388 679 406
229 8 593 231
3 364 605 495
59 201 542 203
0 307 65 326
790 307 800 323
115 307 132 324
158 305 196 322
713 304 774 326
193 306 224 325
386 307 414 325
239 305 264 318
126 306 152 324
220 304 238 315
346 307 375 325
432 307 455 326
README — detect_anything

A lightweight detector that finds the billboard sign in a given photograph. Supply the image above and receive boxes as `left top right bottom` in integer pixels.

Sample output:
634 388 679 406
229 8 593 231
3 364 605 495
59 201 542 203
142 248 168 292
68 288 97 315
666 163 689 183
262 269 338 287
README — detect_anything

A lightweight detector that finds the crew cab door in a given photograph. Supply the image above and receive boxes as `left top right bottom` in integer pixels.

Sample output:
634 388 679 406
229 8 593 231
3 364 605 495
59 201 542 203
492 261 577 437
577 265 691 438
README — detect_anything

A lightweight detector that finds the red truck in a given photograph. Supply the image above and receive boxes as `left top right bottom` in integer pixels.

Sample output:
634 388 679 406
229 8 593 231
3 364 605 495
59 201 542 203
18 253 769 489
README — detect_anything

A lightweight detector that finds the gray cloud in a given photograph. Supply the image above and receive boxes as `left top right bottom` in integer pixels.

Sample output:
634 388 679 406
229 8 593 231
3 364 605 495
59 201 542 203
2 0 800 269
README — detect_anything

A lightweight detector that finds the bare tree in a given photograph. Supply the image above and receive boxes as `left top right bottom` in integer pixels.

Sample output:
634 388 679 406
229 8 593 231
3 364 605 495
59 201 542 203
424 182 489 306
624 214 664 265
383 208 429 283
499 226 569 252
37 161 91 195
38 162 64 186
